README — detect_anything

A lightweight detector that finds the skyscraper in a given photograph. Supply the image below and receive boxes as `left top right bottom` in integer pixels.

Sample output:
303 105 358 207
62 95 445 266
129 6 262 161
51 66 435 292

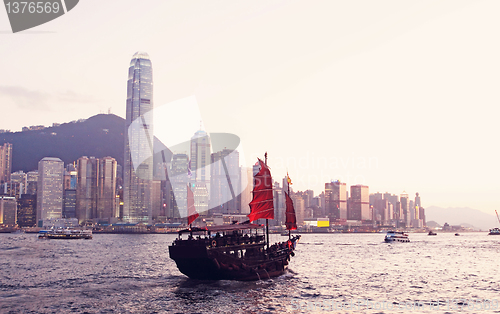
325 181 347 220
37 157 64 224
76 156 99 224
17 194 36 227
124 52 154 223
349 185 370 220
400 192 410 227
97 157 117 220
190 130 211 215
0 143 12 183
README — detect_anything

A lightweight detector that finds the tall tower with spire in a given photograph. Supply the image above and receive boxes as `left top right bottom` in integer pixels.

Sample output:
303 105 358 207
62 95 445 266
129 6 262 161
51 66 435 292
123 52 154 223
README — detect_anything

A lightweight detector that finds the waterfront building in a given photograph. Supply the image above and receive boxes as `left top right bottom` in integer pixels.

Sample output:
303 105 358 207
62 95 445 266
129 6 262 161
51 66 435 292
0 196 17 225
36 157 64 224
17 194 36 227
124 52 154 223
0 143 12 184
349 185 370 220
97 157 117 220
76 156 99 224
63 189 77 219
62 165 77 219
325 181 347 220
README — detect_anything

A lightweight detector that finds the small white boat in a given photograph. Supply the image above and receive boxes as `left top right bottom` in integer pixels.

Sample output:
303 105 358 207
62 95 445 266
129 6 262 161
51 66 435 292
384 231 410 243
488 227 500 235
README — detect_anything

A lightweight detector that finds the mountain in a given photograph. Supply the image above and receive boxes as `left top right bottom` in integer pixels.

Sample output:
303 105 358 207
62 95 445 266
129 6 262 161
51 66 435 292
425 206 498 231
0 114 125 172
426 220 441 228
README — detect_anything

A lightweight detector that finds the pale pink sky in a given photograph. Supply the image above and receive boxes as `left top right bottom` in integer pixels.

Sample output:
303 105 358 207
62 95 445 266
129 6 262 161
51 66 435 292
0 1 499 213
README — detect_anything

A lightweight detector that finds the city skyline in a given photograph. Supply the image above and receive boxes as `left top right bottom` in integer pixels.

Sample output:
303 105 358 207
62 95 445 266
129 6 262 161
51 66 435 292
1 1 499 214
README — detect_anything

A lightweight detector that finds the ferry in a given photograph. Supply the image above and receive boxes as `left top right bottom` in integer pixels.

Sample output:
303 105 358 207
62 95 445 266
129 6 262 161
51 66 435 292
38 228 92 240
384 231 410 243
488 227 500 235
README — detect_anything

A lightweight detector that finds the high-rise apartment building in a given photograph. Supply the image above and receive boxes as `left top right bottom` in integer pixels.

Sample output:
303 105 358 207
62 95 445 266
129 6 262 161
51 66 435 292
37 157 64 224
124 52 154 223
0 143 12 183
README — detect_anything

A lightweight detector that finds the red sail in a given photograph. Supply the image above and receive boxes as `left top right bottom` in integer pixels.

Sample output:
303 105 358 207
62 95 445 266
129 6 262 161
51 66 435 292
285 191 297 230
187 185 199 225
247 158 274 222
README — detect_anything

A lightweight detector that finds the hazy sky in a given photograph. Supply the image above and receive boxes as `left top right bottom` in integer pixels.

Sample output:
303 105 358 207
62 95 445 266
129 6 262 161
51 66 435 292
1 0 499 214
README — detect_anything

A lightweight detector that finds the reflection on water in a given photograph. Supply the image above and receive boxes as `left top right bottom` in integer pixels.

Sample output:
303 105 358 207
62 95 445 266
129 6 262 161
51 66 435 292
1 233 499 313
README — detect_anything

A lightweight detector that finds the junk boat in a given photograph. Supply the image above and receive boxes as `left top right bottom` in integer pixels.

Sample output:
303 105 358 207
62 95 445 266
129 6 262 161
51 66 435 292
488 210 500 235
169 154 301 280
38 228 92 240
384 231 410 243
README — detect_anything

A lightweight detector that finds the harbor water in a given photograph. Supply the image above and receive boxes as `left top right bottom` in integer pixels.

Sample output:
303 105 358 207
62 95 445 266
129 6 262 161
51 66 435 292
1 232 499 313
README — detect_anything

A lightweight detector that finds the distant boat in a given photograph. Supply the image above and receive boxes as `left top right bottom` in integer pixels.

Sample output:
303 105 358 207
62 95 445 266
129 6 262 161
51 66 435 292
455 233 460 236
489 210 500 235
488 228 500 235
384 231 410 243
38 228 92 240
428 231 437 236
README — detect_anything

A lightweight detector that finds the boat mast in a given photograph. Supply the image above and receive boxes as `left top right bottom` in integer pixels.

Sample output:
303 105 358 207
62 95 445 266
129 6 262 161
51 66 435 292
496 210 500 225
288 177 291 240
265 152 270 251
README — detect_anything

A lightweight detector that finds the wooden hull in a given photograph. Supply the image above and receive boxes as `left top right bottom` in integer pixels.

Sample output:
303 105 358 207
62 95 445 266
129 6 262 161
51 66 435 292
169 237 298 281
